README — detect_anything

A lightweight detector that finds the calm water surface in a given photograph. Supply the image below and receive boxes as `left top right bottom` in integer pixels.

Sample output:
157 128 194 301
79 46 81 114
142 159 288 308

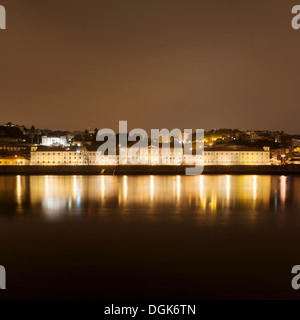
0 175 300 299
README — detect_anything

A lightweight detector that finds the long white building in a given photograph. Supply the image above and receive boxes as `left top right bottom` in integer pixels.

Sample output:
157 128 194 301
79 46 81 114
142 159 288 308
31 146 88 165
30 146 270 166
202 149 270 165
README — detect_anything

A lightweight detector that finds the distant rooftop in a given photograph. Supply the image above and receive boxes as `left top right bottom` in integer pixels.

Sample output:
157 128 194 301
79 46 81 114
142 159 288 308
45 131 68 138
0 155 28 160
205 145 268 152
34 146 81 152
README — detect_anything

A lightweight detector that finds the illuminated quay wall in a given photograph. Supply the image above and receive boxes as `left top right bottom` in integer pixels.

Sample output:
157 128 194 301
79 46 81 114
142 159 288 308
30 146 270 166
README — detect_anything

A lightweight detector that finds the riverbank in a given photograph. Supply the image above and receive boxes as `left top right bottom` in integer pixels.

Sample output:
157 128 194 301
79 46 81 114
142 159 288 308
0 165 299 175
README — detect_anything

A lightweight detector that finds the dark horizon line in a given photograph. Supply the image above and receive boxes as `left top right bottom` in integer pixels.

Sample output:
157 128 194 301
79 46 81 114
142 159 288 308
1 121 300 137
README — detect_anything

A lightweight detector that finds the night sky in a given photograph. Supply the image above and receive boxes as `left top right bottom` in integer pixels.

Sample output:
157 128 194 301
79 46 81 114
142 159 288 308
0 0 300 133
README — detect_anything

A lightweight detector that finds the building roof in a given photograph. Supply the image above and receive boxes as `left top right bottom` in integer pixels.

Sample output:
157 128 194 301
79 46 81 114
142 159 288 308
205 145 268 152
44 131 68 138
33 146 82 152
0 144 28 147
0 155 27 160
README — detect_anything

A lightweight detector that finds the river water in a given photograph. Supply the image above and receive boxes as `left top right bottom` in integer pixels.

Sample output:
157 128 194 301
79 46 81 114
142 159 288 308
0 175 299 299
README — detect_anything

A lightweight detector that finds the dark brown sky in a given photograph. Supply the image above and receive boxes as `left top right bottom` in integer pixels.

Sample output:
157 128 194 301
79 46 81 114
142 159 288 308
0 0 300 133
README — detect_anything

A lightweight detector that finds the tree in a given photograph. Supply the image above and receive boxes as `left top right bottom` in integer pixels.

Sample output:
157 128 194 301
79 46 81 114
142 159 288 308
29 125 36 144
94 128 99 141
84 129 89 141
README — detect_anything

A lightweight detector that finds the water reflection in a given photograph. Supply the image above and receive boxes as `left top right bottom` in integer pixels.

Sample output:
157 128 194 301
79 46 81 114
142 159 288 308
280 175 287 206
16 175 22 210
0 175 298 223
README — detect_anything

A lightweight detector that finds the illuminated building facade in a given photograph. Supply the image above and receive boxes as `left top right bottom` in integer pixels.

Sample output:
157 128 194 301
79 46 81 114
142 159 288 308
41 135 69 147
0 145 27 152
30 146 88 165
0 156 29 166
30 146 270 166
201 150 270 165
88 151 118 165
117 147 270 166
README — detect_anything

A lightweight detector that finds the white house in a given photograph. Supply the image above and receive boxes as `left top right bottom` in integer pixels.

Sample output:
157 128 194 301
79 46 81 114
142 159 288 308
41 136 69 147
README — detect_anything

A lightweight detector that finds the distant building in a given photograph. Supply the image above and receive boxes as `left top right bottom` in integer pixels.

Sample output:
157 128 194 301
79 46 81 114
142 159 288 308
0 145 27 152
87 145 270 166
249 132 259 142
0 156 29 166
201 149 269 165
31 146 88 165
287 157 300 164
30 144 270 166
291 139 300 147
41 135 69 147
